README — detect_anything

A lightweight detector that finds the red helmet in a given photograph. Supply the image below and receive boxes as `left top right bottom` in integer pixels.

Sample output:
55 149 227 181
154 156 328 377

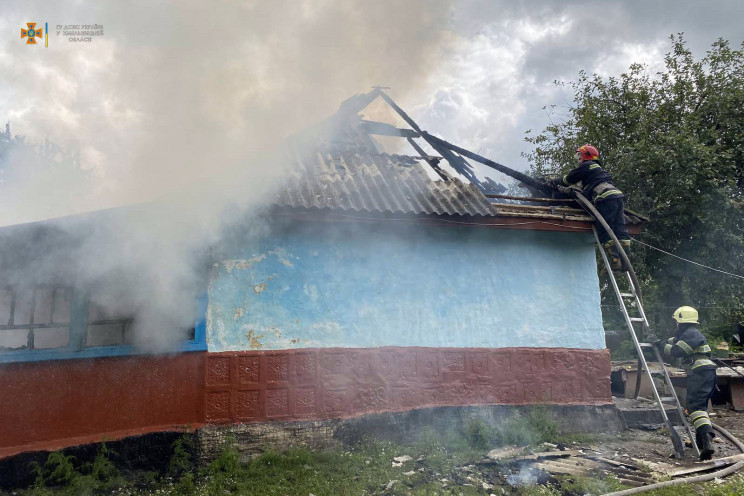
576 144 600 162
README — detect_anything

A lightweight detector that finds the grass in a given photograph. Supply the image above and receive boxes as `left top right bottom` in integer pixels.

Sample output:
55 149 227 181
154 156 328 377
638 474 744 496
7 411 744 496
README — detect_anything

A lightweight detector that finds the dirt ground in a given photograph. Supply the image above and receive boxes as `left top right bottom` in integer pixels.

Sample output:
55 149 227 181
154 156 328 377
603 404 744 466
453 404 744 493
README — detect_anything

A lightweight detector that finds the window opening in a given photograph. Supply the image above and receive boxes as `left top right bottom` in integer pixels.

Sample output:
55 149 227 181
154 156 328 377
86 302 134 347
0 287 72 351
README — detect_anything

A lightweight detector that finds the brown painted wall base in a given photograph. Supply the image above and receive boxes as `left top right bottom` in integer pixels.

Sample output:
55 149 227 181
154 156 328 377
0 346 610 459
0 353 205 458
204 347 611 423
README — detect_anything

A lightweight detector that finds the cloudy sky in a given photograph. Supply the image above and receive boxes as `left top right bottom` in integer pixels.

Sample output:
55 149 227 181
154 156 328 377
2 0 743 224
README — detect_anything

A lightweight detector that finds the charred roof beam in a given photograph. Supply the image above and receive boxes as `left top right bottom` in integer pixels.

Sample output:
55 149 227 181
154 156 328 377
358 120 419 138
406 137 448 181
371 89 553 196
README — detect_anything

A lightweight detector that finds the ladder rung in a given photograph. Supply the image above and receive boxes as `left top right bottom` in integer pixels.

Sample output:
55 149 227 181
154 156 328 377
620 293 635 298
629 317 646 322
639 343 654 347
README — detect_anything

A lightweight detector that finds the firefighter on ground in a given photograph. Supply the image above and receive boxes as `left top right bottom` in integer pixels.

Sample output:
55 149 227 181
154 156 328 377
547 144 631 271
656 306 717 460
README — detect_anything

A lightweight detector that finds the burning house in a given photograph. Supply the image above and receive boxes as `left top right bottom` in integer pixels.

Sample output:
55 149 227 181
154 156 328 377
0 91 643 462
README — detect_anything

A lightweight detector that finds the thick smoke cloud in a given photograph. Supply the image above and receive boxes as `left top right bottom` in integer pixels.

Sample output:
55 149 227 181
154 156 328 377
409 0 744 178
1 0 456 223
0 0 457 349
2 0 742 349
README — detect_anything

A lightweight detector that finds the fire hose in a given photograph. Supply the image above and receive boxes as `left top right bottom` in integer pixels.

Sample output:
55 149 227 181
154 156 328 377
563 189 744 494
601 424 744 495
367 90 744 491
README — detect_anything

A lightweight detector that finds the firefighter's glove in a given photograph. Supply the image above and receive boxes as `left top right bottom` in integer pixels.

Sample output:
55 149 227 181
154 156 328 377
653 339 666 350
556 185 573 194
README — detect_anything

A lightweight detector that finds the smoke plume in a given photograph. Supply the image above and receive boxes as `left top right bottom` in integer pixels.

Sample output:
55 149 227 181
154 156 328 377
0 0 457 349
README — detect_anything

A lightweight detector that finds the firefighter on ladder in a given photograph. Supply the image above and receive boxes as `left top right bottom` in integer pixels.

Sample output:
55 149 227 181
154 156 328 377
657 306 717 460
548 144 631 271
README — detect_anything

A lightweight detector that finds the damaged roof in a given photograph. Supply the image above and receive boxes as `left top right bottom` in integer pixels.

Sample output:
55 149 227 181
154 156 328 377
273 141 642 227
273 146 638 224
271 90 646 226
274 146 498 217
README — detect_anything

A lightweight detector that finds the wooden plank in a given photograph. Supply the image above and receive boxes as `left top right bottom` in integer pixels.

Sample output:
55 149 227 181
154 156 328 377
589 456 641 470
511 450 584 461
544 458 653 482
534 460 652 487
492 203 586 214
490 210 593 222
481 448 581 464
485 194 578 203
545 458 606 469
484 445 528 461
533 462 591 477
729 380 744 411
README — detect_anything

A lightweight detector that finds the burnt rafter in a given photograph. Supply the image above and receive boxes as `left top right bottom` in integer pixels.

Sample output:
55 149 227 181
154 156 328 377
405 137 448 181
352 88 553 196
358 120 419 138
419 131 553 196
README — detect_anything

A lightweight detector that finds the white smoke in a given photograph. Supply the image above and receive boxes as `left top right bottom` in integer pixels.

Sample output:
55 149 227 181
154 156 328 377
0 0 458 349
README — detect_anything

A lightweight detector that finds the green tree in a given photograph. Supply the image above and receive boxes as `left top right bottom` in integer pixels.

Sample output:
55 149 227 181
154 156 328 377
525 35 744 343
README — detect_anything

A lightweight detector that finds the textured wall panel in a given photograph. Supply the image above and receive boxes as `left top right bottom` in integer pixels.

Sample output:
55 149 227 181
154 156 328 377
203 347 611 423
0 353 205 458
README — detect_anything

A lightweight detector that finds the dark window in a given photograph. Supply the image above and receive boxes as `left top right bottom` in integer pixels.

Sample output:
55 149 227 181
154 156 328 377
86 303 134 347
0 287 72 351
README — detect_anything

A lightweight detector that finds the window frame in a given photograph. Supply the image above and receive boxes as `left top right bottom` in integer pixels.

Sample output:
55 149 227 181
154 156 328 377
0 290 207 363
0 286 74 351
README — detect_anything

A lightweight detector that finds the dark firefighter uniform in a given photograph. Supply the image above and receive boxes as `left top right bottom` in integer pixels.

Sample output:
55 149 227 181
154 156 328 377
548 145 630 271
659 306 717 460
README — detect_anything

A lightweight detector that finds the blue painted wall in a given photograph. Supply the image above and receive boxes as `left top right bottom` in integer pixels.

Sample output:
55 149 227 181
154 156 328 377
207 221 605 351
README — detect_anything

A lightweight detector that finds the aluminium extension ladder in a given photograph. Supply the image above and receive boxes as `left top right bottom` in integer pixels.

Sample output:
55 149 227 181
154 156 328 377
593 228 699 459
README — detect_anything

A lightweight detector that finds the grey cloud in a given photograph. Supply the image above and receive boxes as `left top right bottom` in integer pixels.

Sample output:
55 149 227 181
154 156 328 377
407 0 744 176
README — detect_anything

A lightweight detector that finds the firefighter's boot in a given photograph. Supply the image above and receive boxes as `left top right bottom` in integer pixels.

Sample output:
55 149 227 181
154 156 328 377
696 425 715 461
619 239 632 271
603 241 623 271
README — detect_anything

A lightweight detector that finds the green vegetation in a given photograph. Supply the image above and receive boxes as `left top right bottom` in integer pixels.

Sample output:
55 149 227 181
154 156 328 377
524 35 744 350
8 430 744 496
0 412 610 496
462 408 569 449
23 441 123 495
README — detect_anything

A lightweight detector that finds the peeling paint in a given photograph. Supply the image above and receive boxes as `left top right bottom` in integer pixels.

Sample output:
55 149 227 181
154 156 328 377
268 249 295 268
206 227 605 352
222 256 267 274
246 329 264 349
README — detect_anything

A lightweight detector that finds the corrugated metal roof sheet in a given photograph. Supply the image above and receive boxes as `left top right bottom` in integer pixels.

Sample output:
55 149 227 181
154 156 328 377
274 146 499 217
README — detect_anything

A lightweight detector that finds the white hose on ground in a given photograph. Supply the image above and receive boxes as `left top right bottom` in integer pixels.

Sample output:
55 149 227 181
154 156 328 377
601 423 744 496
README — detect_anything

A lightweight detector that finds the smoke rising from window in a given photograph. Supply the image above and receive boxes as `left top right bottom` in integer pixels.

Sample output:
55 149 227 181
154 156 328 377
0 0 457 350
